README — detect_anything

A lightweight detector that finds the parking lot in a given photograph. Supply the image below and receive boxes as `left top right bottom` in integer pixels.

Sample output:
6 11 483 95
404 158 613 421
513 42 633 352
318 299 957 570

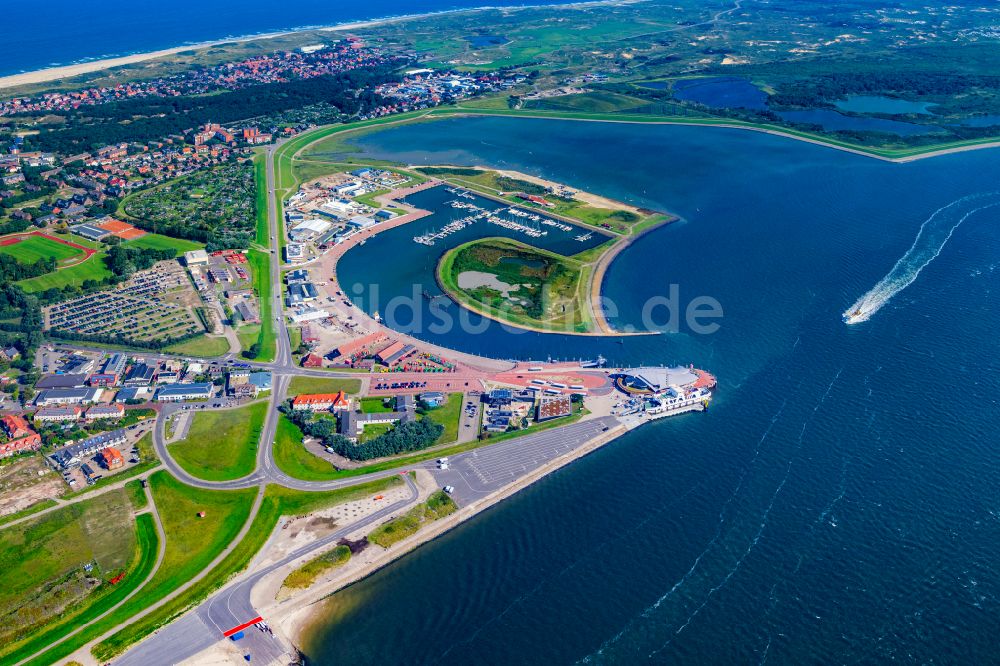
430 415 619 505
45 261 205 342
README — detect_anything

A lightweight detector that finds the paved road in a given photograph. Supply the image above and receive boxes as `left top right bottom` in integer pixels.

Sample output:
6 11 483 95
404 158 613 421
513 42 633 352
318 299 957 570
114 475 419 666
431 416 620 505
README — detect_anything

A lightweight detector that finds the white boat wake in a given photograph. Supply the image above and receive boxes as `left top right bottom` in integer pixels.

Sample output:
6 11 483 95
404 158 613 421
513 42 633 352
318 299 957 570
843 192 1000 324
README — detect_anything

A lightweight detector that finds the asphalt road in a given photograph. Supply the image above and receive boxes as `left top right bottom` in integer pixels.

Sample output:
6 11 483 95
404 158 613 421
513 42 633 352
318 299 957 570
114 475 419 666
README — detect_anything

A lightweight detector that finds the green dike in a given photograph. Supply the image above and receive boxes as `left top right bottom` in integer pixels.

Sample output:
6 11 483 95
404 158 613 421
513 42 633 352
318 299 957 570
438 105 1000 160
67 472 256 661
14 513 160 666
247 249 275 361
253 151 269 246
92 477 402 662
278 105 1000 171
168 401 267 481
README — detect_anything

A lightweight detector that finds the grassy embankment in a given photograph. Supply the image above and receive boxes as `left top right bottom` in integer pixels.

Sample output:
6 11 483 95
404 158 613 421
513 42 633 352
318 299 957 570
438 237 591 333
368 491 457 548
0 489 153 664
78 472 256 664
7 513 159 666
246 249 276 361
282 545 351 590
91 477 402 662
168 401 267 481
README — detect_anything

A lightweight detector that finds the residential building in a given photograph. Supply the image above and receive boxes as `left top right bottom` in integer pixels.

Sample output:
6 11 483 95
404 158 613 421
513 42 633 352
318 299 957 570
291 392 352 412
85 404 126 421
33 406 83 423
99 447 125 470
50 429 128 468
0 346 19 362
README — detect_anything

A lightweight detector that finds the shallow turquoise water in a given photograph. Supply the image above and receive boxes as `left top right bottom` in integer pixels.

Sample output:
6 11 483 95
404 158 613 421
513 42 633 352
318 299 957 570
305 117 1000 664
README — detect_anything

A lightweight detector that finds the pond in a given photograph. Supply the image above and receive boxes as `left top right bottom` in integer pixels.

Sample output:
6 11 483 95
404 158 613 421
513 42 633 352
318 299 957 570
456 270 521 296
670 77 768 111
775 109 939 136
465 34 508 48
834 95 937 115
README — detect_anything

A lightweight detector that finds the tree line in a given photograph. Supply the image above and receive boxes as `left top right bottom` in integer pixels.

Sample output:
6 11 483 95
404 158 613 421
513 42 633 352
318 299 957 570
282 405 444 461
27 65 404 154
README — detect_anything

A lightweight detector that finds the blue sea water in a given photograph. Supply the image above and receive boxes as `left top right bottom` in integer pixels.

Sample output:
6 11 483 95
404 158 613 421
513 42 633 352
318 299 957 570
0 0 566 77
304 117 1000 663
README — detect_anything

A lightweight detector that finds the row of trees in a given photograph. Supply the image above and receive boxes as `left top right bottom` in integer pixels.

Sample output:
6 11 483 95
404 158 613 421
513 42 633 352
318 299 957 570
0 254 57 282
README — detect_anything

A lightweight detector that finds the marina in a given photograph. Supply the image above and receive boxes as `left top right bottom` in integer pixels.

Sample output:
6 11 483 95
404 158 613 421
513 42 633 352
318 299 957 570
411 186 596 246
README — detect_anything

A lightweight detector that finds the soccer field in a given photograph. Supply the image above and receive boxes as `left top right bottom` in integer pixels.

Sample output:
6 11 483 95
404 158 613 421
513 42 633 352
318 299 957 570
0 235 85 264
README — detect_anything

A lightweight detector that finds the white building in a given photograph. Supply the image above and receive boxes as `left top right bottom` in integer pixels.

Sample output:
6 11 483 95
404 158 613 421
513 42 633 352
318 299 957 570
183 249 209 266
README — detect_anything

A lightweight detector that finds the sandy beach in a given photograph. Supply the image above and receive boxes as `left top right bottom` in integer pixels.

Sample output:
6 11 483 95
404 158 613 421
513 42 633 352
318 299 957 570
0 0 622 92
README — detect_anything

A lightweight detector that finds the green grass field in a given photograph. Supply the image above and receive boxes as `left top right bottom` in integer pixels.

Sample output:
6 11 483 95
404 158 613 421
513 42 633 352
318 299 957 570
287 376 361 395
164 334 231 357
273 415 340 481
246 249 275 362
9 513 159 666
88 472 256 662
168 401 267 481
424 393 463 444
0 235 84 264
124 233 204 254
0 489 136 657
360 396 394 413
17 254 112 293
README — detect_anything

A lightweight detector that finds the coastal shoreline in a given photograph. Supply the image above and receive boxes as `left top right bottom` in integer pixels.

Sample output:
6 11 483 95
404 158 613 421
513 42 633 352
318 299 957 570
0 0 623 91
266 418 630 657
